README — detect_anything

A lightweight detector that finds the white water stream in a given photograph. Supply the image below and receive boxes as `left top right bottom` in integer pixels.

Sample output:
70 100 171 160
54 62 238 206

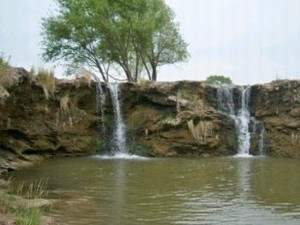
107 83 128 155
94 76 106 139
217 86 253 156
235 87 251 156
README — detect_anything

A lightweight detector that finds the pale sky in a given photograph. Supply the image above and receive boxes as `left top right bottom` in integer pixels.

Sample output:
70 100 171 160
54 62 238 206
1 0 300 84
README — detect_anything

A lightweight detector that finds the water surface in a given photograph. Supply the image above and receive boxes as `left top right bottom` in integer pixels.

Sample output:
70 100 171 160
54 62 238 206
12 157 300 225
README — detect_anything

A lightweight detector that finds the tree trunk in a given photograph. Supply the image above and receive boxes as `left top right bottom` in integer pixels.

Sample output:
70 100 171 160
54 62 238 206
125 68 134 82
95 59 108 83
151 64 157 81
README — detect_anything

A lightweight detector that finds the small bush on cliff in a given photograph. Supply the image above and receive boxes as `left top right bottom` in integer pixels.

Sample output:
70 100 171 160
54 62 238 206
205 75 233 85
35 67 56 99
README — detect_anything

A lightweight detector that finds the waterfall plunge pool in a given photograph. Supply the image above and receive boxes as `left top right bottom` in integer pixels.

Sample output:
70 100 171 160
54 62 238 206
11 156 300 225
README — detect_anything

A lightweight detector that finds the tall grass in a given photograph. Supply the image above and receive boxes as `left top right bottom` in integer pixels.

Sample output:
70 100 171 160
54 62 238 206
14 207 42 225
0 179 48 225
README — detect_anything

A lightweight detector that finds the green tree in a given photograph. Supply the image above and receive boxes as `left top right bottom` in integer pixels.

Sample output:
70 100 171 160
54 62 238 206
205 75 233 85
41 0 188 82
132 0 189 81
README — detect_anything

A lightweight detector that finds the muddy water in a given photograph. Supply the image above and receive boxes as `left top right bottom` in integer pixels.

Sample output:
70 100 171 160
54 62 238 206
12 157 300 225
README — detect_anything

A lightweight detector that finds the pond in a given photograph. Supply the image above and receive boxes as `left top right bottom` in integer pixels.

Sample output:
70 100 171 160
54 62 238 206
12 156 300 225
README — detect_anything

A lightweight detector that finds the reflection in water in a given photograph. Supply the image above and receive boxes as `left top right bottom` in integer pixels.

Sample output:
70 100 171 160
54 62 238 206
237 158 251 195
11 157 300 225
111 160 126 225
251 158 300 215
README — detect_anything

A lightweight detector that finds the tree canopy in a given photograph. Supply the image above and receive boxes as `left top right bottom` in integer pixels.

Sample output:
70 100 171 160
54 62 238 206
41 0 189 82
205 75 233 85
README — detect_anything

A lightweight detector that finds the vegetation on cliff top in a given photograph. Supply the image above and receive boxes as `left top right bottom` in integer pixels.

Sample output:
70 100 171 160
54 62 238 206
205 75 233 85
0 54 16 103
41 0 189 83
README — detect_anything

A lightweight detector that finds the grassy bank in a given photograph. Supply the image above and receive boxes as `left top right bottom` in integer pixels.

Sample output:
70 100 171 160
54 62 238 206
0 179 50 225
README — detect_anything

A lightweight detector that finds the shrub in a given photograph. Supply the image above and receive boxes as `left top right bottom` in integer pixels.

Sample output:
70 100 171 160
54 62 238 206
205 75 233 85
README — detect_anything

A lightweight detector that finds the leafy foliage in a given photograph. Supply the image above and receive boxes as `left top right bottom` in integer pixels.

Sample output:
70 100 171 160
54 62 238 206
205 75 233 85
41 0 188 82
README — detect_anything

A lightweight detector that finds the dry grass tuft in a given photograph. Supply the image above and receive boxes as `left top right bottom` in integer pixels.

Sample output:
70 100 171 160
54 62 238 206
60 94 71 112
75 69 92 88
137 77 151 90
35 67 56 99
0 54 16 103
187 119 213 145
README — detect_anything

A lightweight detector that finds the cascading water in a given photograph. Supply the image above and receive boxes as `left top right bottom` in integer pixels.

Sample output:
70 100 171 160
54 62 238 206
236 87 251 156
107 83 128 155
217 86 251 156
258 125 266 155
94 76 106 140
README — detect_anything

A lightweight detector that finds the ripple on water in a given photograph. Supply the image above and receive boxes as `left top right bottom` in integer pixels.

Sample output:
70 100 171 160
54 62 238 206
11 157 300 225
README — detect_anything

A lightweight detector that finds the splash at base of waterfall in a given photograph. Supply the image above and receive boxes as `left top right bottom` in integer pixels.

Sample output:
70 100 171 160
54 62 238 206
94 153 147 160
233 153 254 158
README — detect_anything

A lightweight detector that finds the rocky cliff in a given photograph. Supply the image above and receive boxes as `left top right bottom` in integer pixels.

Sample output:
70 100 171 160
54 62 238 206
121 81 237 157
0 68 100 173
251 80 300 157
0 67 299 173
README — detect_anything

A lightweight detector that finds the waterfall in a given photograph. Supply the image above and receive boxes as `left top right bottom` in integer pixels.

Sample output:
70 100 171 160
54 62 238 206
107 83 128 155
258 123 266 156
94 76 106 141
217 86 251 156
258 125 266 155
252 118 267 156
217 87 235 115
236 87 251 156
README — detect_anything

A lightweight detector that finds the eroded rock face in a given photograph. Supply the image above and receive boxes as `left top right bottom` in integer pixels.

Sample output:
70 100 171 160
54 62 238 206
121 80 300 158
250 80 300 157
0 69 99 172
120 82 237 157
1 67 300 172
